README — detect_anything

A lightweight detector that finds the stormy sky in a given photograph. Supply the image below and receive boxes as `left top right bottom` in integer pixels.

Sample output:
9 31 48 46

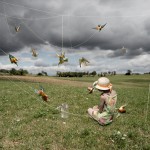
0 0 150 75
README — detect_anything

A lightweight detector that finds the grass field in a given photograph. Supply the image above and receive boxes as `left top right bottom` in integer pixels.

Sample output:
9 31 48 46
0 75 150 150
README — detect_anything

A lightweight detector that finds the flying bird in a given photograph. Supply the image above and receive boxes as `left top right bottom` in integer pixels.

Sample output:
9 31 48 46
79 57 89 67
92 23 107 31
31 48 38 57
87 86 94 94
9 54 18 66
56 52 68 65
15 26 20 32
35 86 48 102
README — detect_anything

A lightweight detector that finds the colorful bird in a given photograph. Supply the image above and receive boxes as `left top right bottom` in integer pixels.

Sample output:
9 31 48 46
56 52 68 65
31 48 38 57
35 86 48 102
87 86 94 94
92 23 107 32
15 26 20 32
9 54 18 66
118 104 126 113
79 57 89 67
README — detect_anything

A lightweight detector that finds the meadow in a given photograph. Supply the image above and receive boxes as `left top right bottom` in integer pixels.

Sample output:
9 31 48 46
0 74 150 150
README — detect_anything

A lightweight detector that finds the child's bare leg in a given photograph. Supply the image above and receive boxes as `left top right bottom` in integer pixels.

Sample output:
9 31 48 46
88 108 99 116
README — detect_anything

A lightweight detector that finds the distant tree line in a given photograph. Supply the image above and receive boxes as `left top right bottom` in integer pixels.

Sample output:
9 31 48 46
56 71 97 77
125 70 150 75
144 72 150 74
0 69 9 74
98 71 116 77
0 68 28 76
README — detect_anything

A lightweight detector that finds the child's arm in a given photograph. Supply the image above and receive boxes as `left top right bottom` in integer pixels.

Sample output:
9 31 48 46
99 96 105 113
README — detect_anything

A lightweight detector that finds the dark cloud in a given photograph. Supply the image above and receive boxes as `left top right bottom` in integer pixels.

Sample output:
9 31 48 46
124 48 144 58
0 0 150 59
99 0 134 8
0 17 23 55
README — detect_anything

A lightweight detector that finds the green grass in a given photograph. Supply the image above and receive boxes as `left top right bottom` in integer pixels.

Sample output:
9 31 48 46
0 75 150 149
55 74 150 86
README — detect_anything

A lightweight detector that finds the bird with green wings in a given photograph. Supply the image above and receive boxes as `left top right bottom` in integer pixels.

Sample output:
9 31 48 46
9 54 18 66
56 52 68 65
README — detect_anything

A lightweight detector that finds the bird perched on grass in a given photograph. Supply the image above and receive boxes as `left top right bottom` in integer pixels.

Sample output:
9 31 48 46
117 104 126 113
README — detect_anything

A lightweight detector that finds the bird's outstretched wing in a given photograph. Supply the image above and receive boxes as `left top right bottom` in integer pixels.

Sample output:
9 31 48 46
56 53 60 57
64 57 68 62
61 51 65 58
79 59 82 67
39 85 44 91
15 26 20 32
102 23 107 28
82 57 90 63
79 57 89 67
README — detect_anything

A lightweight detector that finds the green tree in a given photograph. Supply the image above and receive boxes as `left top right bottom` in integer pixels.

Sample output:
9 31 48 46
125 70 132 75
10 68 17 75
91 71 97 76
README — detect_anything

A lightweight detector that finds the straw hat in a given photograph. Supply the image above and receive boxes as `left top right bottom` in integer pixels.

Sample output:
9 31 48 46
93 77 112 91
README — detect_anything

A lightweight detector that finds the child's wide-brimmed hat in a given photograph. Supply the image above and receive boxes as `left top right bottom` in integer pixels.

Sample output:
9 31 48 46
93 77 112 90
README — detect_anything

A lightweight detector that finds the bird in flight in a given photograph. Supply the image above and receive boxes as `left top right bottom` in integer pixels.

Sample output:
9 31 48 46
15 26 20 32
92 23 107 31
56 52 68 65
9 54 18 66
31 48 38 57
79 57 90 67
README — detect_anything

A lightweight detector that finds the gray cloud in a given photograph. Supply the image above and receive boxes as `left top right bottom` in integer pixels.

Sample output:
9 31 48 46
0 0 150 60
34 60 49 67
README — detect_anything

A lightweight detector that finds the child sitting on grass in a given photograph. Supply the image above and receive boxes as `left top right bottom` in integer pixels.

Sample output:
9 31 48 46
88 77 117 125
